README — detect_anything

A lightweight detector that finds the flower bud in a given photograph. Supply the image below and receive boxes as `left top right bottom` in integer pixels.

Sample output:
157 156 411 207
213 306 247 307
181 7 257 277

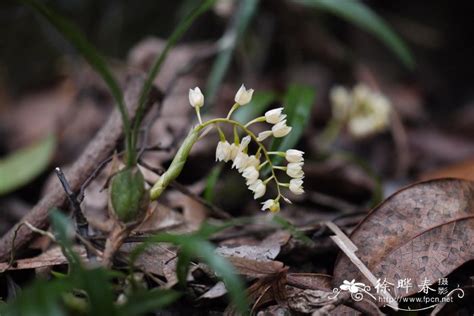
109 167 150 223
189 87 204 108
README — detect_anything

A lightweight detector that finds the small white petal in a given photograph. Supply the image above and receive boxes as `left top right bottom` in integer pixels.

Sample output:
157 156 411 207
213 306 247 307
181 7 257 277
188 87 204 108
257 131 272 141
261 199 273 211
281 196 292 204
239 135 251 151
249 179 266 199
261 199 280 212
234 84 254 105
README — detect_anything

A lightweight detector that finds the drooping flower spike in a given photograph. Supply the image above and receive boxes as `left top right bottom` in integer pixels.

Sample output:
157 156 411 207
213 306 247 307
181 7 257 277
152 84 306 213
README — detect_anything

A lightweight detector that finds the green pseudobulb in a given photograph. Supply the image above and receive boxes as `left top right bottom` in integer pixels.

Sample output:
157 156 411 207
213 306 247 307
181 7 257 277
110 167 150 223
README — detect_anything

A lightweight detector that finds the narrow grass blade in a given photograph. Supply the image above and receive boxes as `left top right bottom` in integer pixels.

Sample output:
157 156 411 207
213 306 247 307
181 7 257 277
294 0 414 68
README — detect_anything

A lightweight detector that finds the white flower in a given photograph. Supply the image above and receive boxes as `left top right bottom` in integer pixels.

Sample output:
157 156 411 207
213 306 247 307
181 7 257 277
265 107 286 124
234 84 254 105
261 199 280 212
245 155 260 169
272 120 292 138
348 91 391 138
330 86 351 121
215 141 231 162
330 83 391 138
188 87 204 108
257 131 272 141
239 135 251 151
249 179 266 199
285 149 304 163
228 143 240 161
287 162 304 178
289 178 304 195
232 151 248 171
242 166 259 185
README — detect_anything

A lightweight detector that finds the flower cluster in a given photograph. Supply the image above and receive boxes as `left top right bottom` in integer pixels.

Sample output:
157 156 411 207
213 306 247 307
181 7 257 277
330 83 391 138
188 84 305 212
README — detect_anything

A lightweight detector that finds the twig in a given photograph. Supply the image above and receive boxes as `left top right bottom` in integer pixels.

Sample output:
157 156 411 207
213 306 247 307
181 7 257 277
54 167 88 238
0 74 157 262
23 221 56 241
325 221 398 311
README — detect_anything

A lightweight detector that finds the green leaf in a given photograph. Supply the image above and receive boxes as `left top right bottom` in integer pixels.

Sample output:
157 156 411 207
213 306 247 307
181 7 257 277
233 90 277 124
120 289 181 315
294 0 414 68
0 134 55 195
269 84 316 166
132 0 217 157
205 0 259 106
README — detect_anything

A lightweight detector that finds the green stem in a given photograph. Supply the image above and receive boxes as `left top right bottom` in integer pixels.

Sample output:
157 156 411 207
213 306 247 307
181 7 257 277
150 128 200 200
226 103 240 119
150 118 283 201
244 116 265 127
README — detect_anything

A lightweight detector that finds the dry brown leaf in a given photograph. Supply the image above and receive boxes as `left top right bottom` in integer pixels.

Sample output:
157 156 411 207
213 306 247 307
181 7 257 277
0 246 86 271
286 286 337 313
227 257 285 279
333 178 474 298
286 273 332 291
247 267 288 312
